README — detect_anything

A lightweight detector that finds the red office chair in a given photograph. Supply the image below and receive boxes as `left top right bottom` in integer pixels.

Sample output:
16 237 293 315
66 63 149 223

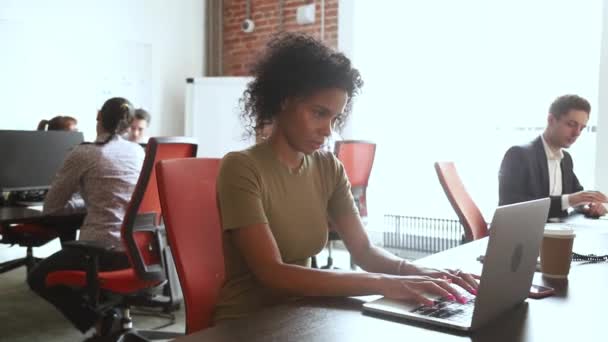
0 223 59 273
434 162 488 242
0 211 83 274
44 137 197 341
320 140 376 269
156 158 224 334
335 140 377 218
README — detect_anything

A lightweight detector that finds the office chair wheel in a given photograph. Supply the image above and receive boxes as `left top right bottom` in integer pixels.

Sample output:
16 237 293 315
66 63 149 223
311 256 318 268
320 256 336 269
100 308 123 337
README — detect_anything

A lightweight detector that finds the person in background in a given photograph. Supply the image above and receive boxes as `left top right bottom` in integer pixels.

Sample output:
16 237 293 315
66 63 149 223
213 33 479 323
27 97 145 338
499 94 607 219
37 115 78 131
127 108 151 143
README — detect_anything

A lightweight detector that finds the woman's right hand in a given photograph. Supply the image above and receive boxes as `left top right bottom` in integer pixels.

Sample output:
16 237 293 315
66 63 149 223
377 275 462 307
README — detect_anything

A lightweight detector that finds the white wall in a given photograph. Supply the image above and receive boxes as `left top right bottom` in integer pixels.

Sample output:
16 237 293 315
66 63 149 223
596 1 608 193
0 0 204 140
337 0 356 139
0 0 204 262
185 77 255 158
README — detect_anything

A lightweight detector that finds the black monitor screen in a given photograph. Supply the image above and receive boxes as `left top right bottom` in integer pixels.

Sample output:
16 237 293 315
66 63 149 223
0 130 84 191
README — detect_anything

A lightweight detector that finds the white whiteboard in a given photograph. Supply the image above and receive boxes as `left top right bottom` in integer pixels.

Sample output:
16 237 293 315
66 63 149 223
185 77 255 158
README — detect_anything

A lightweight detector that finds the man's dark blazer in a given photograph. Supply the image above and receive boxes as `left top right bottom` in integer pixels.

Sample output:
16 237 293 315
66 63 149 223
498 136 583 218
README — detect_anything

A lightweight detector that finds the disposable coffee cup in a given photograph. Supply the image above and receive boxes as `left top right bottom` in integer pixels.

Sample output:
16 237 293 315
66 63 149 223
540 226 575 279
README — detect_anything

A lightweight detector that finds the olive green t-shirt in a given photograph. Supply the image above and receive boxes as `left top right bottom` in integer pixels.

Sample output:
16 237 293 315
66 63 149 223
213 141 358 322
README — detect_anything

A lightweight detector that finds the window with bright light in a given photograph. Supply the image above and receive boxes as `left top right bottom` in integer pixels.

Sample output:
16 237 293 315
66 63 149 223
349 0 603 222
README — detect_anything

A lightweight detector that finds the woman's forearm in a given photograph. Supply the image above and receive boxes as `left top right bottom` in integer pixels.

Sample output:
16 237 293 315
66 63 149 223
257 262 385 297
352 244 417 276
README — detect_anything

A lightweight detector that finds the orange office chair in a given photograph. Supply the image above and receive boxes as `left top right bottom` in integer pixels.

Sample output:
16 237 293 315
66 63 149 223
434 161 488 242
44 137 197 341
157 158 225 334
320 140 376 269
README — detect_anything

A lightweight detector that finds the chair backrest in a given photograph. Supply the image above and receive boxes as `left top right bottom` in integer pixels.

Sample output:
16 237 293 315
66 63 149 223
434 161 488 242
122 137 198 281
334 140 376 217
156 158 224 334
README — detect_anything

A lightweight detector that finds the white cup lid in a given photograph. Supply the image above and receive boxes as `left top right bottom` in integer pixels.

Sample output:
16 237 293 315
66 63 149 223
544 225 575 238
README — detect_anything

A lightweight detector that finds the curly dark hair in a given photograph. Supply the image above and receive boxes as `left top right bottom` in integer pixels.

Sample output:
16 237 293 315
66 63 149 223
240 32 363 137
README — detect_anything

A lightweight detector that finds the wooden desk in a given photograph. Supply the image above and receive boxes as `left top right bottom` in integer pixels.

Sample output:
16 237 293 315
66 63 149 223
0 206 85 227
176 224 608 342
0 206 44 224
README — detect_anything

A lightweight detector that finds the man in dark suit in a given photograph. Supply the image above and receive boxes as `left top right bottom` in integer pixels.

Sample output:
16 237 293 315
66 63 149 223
499 94 607 219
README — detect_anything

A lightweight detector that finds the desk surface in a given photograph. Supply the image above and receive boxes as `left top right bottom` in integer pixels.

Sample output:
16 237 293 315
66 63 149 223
0 206 44 224
0 206 85 227
177 219 608 342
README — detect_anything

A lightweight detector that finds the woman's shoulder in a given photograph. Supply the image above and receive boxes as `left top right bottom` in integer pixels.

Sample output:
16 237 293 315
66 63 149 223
122 139 146 156
218 147 266 188
67 143 97 158
221 146 262 172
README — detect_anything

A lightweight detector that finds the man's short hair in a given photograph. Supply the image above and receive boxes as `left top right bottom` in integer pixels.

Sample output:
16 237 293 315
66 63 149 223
133 108 151 124
549 95 591 119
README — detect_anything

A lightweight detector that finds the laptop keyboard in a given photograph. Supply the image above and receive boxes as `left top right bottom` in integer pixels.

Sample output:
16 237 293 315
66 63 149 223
410 292 476 323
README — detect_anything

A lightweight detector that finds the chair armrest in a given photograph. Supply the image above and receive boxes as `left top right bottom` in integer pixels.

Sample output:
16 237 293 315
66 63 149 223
124 213 168 282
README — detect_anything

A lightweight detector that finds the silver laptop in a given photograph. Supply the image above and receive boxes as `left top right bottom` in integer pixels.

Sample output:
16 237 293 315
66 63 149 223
363 198 550 331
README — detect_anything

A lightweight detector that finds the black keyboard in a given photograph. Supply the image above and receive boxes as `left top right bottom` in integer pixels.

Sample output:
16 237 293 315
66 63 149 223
411 292 475 323
4 190 47 207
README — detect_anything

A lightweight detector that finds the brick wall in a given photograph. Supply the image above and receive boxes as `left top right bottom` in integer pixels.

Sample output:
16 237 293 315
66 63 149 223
223 0 338 76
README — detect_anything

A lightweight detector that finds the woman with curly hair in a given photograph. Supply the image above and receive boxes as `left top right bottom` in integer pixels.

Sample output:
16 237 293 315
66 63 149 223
215 33 479 322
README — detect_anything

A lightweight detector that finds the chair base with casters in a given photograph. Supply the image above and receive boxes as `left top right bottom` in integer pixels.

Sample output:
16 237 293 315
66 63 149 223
45 238 184 342
84 300 182 342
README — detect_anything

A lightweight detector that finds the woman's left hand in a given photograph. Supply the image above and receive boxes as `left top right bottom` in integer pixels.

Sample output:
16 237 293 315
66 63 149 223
410 266 480 295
